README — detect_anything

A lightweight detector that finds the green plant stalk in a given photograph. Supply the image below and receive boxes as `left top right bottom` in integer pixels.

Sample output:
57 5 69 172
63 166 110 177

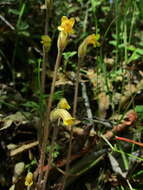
124 21 128 65
115 0 119 69
118 17 128 113
37 50 62 189
62 57 82 189
11 2 26 85
128 1 136 45
119 145 129 170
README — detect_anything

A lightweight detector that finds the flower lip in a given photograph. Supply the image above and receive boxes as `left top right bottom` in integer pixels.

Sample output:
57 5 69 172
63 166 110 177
58 16 75 34
63 118 75 126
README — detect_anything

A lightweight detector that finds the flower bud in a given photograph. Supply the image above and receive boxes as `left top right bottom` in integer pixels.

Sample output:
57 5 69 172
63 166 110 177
41 35 51 52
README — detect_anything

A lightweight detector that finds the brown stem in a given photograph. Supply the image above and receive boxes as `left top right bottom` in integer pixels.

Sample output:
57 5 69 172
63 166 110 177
62 58 82 189
43 122 59 190
37 50 62 189
41 48 48 93
41 0 50 93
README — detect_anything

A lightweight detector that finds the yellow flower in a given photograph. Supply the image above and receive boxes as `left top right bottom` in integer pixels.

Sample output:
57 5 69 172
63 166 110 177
78 34 100 59
58 16 75 34
25 172 33 187
50 108 75 126
41 35 51 51
57 16 75 51
85 34 100 47
57 98 71 110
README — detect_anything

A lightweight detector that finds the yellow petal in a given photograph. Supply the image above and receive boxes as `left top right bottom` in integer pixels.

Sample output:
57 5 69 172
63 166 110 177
58 26 64 31
64 118 75 126
57 98 71 110
69 17 75 27
61 16 68 23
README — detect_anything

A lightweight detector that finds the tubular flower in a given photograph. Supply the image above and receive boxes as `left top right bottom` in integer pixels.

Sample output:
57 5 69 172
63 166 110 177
78 34 100 59
58 16 75 34
57 16 75 51
85 34 100 47
57 98 71 110
50 108 75 126
41 35 51 51
25 172 33 187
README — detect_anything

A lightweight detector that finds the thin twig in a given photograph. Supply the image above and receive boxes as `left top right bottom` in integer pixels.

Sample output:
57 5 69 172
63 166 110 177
10 141 39 157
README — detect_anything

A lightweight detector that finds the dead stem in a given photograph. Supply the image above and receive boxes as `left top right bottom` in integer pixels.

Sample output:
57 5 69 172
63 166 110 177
37 50 62 189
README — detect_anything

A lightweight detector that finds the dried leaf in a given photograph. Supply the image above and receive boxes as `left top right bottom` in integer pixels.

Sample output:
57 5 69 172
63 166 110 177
98 92 109 118
12 162 25 183
0 112 28 131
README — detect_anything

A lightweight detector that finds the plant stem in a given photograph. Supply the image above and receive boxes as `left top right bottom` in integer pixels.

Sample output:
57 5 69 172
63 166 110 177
41 0 50 93
43 119 60 190
62 58 82 189
37 50 62 189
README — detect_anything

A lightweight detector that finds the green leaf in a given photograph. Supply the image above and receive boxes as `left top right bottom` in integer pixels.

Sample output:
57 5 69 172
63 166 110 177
22 101 40 111
62 51 77 60
8 9 20 15
135 105 143 113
